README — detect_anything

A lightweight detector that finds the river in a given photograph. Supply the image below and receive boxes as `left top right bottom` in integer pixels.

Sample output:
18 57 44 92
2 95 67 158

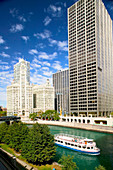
48 125 113 170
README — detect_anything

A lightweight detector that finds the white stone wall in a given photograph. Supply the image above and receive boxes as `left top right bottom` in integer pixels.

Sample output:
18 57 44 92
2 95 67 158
32 79 54 113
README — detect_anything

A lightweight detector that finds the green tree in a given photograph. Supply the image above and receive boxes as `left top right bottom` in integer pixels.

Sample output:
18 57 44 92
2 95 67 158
29 112 37 121
58 155 78 170
44 110 60 121
38 110 44 119
21 123 56 165
0 111 7 117
4 122 29 151
0 122 8 143
110 112 113 116
95 165 106 170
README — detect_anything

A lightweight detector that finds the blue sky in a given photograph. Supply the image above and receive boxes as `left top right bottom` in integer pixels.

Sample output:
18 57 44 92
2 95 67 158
0 0 113 107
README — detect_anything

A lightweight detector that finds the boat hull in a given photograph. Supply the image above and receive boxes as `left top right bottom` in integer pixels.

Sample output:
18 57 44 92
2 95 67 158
55 142 100 155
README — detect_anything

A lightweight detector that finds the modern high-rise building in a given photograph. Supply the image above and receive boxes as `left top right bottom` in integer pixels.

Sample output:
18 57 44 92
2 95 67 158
32 79 54 113
68 0 113 116
53 69 69 114
7 59 32 117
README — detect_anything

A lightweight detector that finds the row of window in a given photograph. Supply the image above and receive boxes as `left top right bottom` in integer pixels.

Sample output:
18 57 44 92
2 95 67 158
55 140 94 150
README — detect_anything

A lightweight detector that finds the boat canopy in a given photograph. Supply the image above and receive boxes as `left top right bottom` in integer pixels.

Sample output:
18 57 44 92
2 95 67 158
84 139 93 142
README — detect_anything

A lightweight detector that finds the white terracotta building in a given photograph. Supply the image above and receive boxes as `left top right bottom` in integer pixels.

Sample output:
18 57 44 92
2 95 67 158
32 79 54 113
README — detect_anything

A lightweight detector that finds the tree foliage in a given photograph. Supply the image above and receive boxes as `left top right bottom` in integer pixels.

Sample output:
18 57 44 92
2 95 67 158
0 111 7 117
4 122 29 151
21 123 56 165
95 165 106 170
29 112 37 121
110 112 113 116
44 110 60 121
58 155 78 170
0 122 8 143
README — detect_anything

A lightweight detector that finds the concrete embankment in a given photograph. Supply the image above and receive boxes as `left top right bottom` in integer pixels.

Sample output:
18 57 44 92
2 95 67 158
0 148 37 170
23 120 113 134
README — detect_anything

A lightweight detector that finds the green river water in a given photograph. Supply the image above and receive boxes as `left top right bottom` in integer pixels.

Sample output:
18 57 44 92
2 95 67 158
48 125 113 170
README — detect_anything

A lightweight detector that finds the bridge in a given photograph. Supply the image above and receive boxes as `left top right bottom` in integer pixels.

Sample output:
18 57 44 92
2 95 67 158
0 116 21 125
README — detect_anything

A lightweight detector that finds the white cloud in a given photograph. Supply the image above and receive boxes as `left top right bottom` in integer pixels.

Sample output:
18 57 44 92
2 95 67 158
30 70 52 85
65 56 68 60
52 61 62 70
0 60 8 65
10 24 24 33
29 49 38 55
38 52 57 60
10 8 26 22
48 38 57 46
0 65 10 70
58 41 68 51
18 16 26 22
0 52 10 58
31 63 41 69
21 36 29 42
36 43 46 49
0 91 7 103
47 4 62 17
42 67 49 71
43 16 52 26
43 71 53 77
42 61 51 66
9 8 18 17
34 30 51 39
48 38 68 51
32 57 42 64
0 36 5 44
64 3 66 7
4 46 10 50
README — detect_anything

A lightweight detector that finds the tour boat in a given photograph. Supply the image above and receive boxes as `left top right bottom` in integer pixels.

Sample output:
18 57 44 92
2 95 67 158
54 134 100 155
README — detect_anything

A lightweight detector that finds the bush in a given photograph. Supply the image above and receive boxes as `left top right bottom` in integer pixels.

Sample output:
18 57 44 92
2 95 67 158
58 155 78 170
95 165 106 170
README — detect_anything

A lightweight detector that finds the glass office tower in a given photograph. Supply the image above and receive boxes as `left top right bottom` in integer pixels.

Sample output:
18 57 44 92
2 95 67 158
68 0 113 116
53 69 69 114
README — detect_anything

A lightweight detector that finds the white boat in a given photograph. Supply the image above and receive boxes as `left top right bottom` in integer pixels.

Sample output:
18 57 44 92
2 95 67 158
54 134 100 155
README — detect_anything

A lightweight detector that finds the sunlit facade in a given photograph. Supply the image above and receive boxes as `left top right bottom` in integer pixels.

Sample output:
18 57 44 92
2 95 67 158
32 79 54 113
68 0 113 116
7 59 32 117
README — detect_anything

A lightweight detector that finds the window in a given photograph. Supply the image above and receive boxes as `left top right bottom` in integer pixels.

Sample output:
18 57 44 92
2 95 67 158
71 144 74 146
83 146 86 149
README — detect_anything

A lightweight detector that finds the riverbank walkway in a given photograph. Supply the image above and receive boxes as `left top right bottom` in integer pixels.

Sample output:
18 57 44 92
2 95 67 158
22 120 113 134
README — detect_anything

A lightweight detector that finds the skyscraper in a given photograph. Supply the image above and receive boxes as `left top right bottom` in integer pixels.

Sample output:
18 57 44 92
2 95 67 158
7 59 32 117
68 0 113 116
53 69 69 114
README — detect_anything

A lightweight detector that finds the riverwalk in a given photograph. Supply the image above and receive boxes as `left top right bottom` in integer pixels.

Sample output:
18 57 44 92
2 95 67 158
0 148 37 170
22 120 113 134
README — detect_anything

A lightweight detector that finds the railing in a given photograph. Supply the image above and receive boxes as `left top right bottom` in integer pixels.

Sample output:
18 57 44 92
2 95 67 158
54 133 86 140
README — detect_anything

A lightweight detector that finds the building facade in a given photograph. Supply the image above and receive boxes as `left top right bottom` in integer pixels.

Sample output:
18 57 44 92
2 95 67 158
53 69 69 114
68 0 113 116
7 59 32 117
32 79 54 113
